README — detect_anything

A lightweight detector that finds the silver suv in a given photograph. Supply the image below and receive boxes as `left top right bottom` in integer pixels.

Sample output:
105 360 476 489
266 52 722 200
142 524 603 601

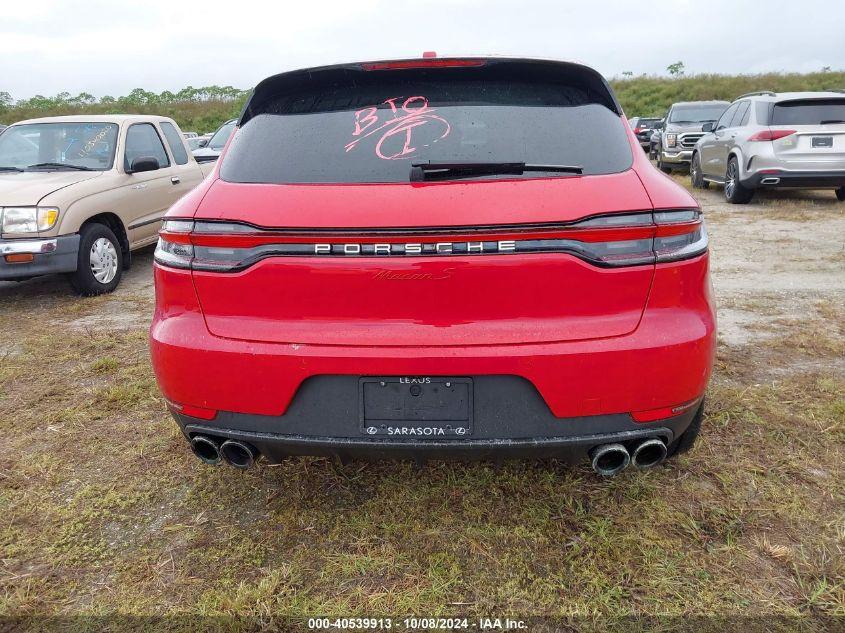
656 101 729 173
691 91 845 204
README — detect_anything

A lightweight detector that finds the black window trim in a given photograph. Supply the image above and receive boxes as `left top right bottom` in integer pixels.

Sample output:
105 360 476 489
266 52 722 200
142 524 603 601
159 120 190 166
715 103 739 131
730 101 751 128
123 121 171 173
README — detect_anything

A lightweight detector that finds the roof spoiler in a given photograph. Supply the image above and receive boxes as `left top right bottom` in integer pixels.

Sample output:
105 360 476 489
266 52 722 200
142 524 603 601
239 57 623 125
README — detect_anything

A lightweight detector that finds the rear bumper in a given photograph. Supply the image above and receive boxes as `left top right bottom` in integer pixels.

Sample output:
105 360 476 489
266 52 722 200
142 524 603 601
0 235 79 280
150 254 716 447
172 374 702 461
742 169 845 188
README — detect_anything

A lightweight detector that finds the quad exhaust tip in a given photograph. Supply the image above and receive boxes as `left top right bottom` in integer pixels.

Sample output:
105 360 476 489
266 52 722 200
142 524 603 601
590 443 630 477
190 435 221 465
220 440 258 469
631 438 668 470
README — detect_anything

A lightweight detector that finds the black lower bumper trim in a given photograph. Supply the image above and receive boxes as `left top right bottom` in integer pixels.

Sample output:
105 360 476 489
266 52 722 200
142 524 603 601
743 171 845 189
171 376 701 462
180 423 679 462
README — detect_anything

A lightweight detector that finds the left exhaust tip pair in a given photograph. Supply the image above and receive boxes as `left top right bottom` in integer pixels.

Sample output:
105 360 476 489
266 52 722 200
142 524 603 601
189 435 257 469
590 437 668 477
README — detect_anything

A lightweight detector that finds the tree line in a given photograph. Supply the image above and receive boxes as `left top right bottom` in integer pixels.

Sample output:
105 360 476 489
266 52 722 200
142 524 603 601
0 86 249 134
2 70 843 132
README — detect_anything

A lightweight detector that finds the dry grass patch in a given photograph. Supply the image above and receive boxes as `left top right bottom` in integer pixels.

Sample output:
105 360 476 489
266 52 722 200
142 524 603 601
0 319 843 621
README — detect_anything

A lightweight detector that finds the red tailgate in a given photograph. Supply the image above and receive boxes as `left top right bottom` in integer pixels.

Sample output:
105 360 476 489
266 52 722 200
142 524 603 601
190 172 657 347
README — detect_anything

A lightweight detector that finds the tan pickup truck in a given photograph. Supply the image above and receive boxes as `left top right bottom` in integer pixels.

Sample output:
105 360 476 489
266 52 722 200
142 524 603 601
0 115 214 294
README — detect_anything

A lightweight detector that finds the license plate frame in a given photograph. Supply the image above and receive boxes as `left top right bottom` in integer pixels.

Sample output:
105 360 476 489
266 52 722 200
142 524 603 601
812 136 833 148
359 377 473 438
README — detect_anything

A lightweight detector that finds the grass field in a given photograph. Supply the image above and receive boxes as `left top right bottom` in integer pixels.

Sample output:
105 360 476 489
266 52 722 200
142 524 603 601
1 181 844 630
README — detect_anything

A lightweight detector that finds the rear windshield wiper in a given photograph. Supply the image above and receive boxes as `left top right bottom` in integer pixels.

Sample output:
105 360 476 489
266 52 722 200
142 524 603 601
410 161 583 182
820 119 845 124
0 166 24 172
26 162 95 171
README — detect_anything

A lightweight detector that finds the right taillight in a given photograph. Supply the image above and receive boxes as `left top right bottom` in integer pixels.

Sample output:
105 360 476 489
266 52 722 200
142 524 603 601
748 128 796 142
153 210 707 272
573 209 707 265
652 209 708 263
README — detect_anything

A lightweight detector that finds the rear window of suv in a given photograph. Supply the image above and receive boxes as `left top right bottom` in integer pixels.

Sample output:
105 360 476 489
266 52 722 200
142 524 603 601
772 99 845 125
221 63 633 184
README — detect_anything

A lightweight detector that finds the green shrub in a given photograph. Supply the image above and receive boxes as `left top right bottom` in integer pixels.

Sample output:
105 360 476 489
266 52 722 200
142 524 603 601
610 70 845 117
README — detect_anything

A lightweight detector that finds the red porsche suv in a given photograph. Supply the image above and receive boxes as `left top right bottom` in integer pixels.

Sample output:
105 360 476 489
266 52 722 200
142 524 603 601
150 57 715 476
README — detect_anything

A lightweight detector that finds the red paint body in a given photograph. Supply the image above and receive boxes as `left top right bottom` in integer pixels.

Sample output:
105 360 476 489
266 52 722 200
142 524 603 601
149 58 716 454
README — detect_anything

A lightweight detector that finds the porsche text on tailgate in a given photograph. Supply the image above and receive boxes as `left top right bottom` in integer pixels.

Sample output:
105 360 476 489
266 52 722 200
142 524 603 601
149 57 716 476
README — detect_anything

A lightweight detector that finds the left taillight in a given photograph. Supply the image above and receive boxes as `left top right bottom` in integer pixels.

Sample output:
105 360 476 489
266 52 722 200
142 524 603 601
154 219 195 269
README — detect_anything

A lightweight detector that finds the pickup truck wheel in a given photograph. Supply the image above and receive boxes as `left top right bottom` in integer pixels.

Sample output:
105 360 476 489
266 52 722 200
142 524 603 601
690 153 709 189
724 157 754 204
836 187 845 202
68 223 123 296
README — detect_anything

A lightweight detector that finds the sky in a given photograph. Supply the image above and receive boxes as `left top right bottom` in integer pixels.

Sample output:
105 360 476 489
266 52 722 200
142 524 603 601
1 0 843 100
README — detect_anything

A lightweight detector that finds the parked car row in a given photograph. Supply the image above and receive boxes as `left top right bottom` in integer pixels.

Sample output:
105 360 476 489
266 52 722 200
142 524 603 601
2 86 842 299
627 116 663 152
631 90 845 203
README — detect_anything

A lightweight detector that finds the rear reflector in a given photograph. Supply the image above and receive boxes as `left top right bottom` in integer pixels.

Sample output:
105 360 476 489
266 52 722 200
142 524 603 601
4 253 34 263
748 129 796 142
632 399 700 423
155 209 707 273
165 399 217 421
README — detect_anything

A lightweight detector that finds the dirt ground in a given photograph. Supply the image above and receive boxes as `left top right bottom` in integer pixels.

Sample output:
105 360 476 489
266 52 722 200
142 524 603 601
1 175 843 628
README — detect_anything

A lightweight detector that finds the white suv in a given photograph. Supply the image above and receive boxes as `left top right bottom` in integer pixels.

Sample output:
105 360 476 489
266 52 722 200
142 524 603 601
691 91 845 204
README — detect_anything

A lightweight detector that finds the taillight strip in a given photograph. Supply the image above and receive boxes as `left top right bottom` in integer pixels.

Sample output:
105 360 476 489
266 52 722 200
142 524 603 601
183 225 659 248
155 209 706 272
